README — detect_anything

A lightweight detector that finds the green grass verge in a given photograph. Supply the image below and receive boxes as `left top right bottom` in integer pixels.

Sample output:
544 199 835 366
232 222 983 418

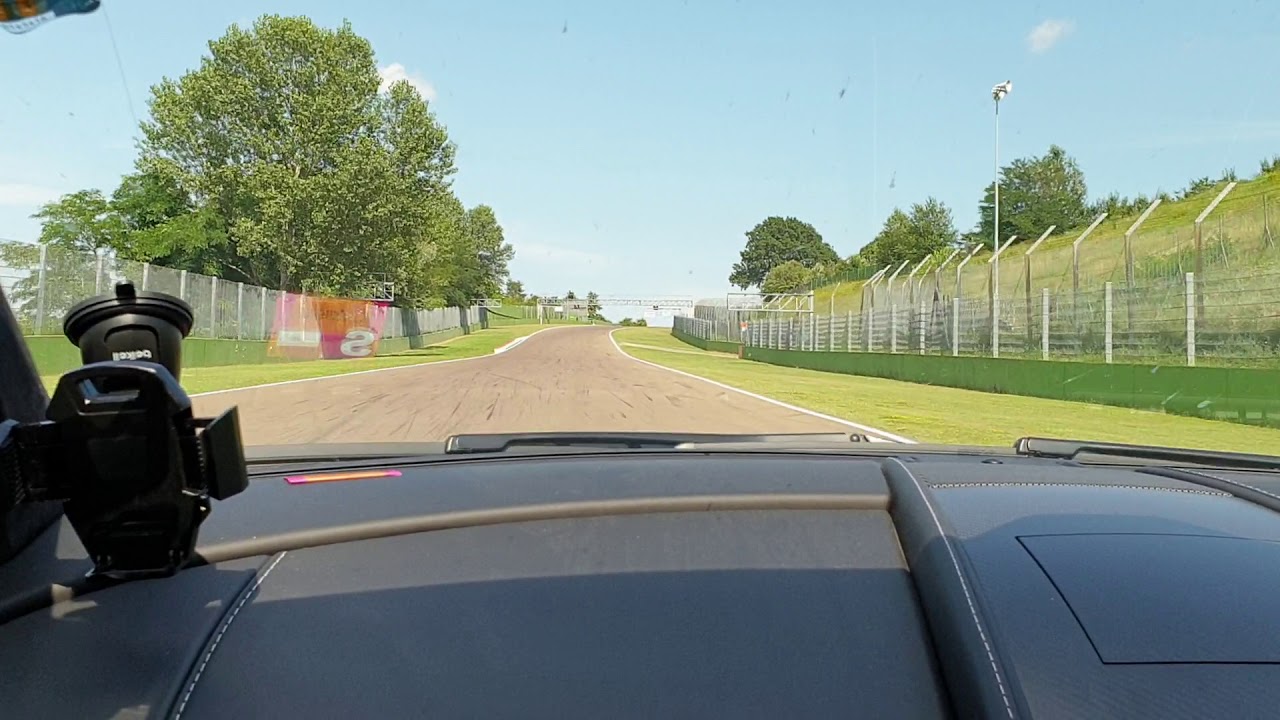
615 330 735 355
40 324 546 395
612 327 1280 454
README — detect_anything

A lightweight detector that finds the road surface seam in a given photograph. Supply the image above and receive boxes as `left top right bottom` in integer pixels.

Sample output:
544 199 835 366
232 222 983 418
608 329 914 444
192 325 572 398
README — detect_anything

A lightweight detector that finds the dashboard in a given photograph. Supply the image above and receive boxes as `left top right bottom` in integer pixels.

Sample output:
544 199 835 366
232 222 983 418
2 449 1280 719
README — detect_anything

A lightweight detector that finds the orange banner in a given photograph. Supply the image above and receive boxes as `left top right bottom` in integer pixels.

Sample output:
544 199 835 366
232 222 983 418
267 294 391 359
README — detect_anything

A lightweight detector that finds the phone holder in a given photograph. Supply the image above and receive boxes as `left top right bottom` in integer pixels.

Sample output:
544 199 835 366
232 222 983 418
63 281 193 381
0 282 246 579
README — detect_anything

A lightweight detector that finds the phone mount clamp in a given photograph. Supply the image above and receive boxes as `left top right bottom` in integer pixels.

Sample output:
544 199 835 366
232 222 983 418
0 281 248 579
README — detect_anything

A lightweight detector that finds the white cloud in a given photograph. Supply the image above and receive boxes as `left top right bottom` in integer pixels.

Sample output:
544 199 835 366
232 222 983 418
377 63 437 102
1027 19 1075 54
0 183 61 208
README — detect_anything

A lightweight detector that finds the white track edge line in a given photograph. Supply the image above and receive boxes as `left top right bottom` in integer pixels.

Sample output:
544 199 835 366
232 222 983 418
608 329 915 444
493 333 534 354
192 325 572 397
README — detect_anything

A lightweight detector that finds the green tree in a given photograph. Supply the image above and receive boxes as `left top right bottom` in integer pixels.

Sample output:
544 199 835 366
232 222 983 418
109 171 232 277
504 279 527 303
138 15 457 300
760 260 812 294
1179 177 1215 201
861 198 957 269
1 191 123 328
978 145 1088 247
30 190 124 253
729 216 837 289
459 204 514 300
585 291 601 320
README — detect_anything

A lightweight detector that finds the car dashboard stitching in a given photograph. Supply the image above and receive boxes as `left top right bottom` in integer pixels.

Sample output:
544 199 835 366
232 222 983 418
889 458 1016 719
1174 468 1280 503
926 481 1229 496
172 551 288 720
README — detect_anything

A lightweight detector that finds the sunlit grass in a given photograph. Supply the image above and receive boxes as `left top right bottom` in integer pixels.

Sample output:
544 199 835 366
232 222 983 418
613 327 1280 454
41 324 547 395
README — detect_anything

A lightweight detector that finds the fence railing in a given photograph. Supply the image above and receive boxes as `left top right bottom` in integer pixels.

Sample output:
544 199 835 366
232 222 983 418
0 240 480 341
815 191 1279 318
677 269 1280 367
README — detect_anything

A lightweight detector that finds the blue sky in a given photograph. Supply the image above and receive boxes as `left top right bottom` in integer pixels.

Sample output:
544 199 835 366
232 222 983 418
3 0 1279 314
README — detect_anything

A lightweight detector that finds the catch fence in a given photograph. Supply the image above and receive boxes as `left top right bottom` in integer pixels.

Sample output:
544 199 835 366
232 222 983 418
677 269 1280 367
0 240 480 341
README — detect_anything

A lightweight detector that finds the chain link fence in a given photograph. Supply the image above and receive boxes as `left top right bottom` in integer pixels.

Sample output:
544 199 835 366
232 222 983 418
677 191 1280 367
676 269 1280 367
0 240 480 341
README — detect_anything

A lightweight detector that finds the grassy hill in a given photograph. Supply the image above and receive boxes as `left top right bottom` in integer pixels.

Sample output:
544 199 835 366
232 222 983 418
813 171 1280 316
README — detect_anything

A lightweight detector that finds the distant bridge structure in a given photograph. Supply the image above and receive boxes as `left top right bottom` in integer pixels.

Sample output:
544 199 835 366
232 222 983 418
533 295 697 309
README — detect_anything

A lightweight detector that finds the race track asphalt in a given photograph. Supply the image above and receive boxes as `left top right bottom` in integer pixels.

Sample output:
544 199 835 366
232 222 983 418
192 325 859 445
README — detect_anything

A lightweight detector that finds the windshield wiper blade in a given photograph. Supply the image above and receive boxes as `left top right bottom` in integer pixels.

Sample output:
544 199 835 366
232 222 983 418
1014 436 1280 471
444 432 863 454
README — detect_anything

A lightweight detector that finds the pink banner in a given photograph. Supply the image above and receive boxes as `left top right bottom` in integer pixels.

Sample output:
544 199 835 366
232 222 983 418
269 294 393 359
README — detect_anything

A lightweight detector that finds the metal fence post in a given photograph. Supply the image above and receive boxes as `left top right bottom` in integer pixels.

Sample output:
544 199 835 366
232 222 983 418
94 254 104 295
809 312 816 351
1024 226 1056 347
990 235 1015 360
34 244 48 334
828 314 835 351
1073 213 1108 336
863 305 873 352
1193 182 1236 322
1185 272 1196 367
1104 281 1113 364
1041 288 1050 360
141 263 150 291
179 270 187 301
210 277 219 338
991 292 999 358
951 297 960 356
890 304 897 353
846 311 853 352
236 282 245 339
918 300 927 354
1123 199 1162 348
260 290 269 341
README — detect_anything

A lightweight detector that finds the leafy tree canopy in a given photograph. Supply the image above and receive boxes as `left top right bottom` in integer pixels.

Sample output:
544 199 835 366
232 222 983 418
17 14 526 313
760 260 812 294
978 145 1088 248
859 197 957 269
729 216 838 289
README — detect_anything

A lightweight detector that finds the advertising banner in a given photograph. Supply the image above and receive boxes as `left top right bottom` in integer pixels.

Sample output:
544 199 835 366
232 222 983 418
268 293 392 359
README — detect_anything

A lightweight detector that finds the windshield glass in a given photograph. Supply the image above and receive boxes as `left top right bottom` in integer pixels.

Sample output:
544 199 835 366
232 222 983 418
3 1 1280 456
